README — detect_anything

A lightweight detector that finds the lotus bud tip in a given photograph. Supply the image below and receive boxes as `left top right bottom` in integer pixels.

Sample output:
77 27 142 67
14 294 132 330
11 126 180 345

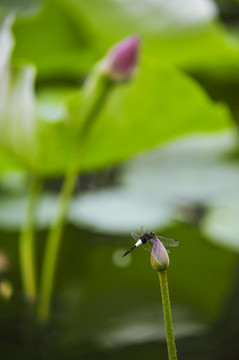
101 35 140 82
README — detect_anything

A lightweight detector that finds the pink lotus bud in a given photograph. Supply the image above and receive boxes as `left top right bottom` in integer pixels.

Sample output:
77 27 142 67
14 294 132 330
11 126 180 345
102 35 140 82
151 238 169 272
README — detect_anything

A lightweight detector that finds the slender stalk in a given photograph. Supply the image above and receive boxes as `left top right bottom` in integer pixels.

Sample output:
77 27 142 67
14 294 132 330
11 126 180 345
38 73 112 322
158 271 177 360
37 170 77 320
19 176 42 302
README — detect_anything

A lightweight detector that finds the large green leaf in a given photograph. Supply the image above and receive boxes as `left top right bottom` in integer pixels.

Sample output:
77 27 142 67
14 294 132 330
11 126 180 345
57 0 239 79
9 0 239 82
78 60 232 172
0 15 233 175
33 59 232 175
56 0 217 52
0 150 21 173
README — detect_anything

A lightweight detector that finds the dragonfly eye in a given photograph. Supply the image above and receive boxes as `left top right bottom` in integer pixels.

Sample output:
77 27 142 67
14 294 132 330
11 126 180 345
150 232 156 237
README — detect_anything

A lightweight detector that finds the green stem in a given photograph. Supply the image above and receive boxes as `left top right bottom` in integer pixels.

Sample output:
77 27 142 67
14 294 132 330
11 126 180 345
38 72 112 322
19 176 42 302
37 171 77 321
158 271 177 360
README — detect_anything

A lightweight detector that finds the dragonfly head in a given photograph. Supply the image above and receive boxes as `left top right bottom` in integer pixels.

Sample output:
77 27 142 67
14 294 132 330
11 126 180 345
149 231 156 239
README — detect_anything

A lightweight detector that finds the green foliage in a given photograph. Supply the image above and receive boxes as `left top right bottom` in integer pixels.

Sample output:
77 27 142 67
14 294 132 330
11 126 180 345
7 0 239 83
0 15 233 175
0 0 239 354
36 0 239 78
12 0 96 81
79 60 231 172
1 1 239 252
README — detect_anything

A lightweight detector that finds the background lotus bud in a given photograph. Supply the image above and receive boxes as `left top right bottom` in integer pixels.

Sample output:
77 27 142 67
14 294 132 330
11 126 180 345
151 238 169 272
101 35 140 82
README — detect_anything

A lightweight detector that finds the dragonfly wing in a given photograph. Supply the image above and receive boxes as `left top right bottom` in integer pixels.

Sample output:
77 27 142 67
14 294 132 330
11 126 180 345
141 225 146 235
142 241 153 252
130 232 141 241
158 236 179 247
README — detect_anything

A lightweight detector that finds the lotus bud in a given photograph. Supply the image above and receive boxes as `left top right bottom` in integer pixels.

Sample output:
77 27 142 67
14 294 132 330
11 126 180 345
101 35 140 82
151 238 169 272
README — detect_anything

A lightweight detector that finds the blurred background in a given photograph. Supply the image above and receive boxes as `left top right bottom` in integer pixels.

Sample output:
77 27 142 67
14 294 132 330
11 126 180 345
1 0 239 359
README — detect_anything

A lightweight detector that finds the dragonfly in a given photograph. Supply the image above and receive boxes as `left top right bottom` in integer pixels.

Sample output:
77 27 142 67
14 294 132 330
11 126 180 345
122 226 179 257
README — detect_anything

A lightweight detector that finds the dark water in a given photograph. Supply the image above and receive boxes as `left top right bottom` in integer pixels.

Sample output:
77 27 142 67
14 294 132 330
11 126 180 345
0 223 238 359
